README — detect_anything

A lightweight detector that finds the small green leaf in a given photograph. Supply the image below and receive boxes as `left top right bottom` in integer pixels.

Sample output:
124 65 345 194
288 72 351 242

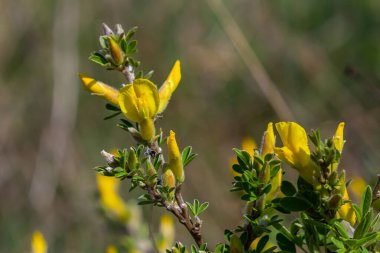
361 185 372 215
276 233 296 253
198 202 209 215
126 40 137 55
281 181 297 196
280 196 312 212
125 26 138 41
89 52 108 66
256 235 269 253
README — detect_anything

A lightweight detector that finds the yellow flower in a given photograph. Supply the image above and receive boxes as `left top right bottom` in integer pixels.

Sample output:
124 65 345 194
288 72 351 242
96 174 129 222
31 230 47 253
167 130 184 183
118 79 159 141
79 74 119 105
274 122 320 185
80 61 181 142
158 60 181 114
333 122 345 153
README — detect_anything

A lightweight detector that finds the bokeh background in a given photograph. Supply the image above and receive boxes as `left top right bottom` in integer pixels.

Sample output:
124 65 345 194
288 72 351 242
1 0 380 252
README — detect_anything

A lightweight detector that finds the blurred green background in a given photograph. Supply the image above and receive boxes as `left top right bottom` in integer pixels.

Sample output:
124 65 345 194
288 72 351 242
1 0 380 252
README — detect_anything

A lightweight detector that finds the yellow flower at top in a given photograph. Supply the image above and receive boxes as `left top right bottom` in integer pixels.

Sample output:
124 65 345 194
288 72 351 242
79 61 181 142
31 230 47 253
96 174 129 222
274 122 320 185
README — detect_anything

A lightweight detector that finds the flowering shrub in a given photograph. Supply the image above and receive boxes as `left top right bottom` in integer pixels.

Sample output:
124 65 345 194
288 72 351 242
32 24 380 253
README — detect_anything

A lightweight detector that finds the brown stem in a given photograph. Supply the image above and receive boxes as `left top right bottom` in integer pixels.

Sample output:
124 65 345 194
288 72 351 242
372 174 380 203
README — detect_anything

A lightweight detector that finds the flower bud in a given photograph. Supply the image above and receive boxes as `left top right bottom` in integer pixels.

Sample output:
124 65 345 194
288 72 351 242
146 159 157 186
79 74 119 105
107 37 124 66
139 118 156 142
261 122 275 157
230 234 244 253
128 148 138 171
162 166 176 201
167 130 184 184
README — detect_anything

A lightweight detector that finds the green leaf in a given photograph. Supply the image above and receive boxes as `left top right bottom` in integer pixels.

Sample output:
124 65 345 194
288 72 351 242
126 40 137 55
105 103 121 111
103 111 121 120
89 52 108 66
125 26 138 41
281 181 297 196
232 164 243 174
361 185 372 216
214 244 225 253
276 233 296 253
198 202 209 215
256 235 269 253
182 146 198 167
280 196 312 212
144 70 154 79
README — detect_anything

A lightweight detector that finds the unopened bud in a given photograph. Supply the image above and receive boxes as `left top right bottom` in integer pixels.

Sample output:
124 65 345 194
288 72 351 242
128 148 138 171
167 130 184 184
107 37 124 66
139 118 156 142
146 159 157 186
100 150 119 167
162 166 176 201
327 194 342 210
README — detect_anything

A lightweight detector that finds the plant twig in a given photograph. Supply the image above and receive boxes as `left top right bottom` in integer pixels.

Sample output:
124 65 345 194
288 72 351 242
372 174 380 203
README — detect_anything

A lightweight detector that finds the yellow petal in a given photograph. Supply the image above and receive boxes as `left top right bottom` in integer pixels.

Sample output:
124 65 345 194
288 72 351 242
167 130 184 183
158 60 181 114
261 122 275 157
275 122 310 159
119 79 159 122
79 73 119 105
267 168 282 201
274 146 296 168
334 122 345 153
338 189 356 226
31 230 47 253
